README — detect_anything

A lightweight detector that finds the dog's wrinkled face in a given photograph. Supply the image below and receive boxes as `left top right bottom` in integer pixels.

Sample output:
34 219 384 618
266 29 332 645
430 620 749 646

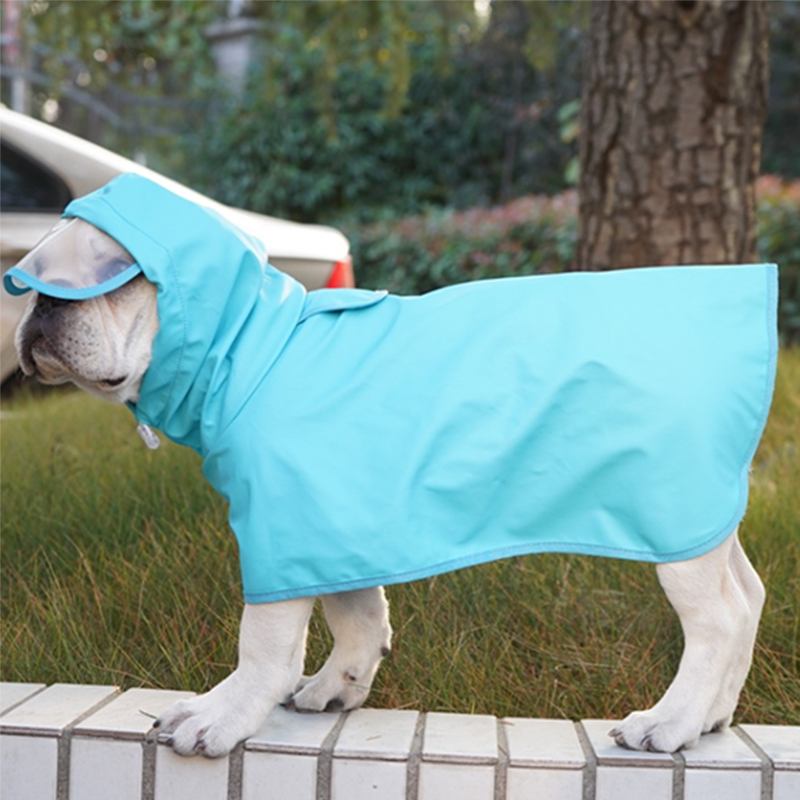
15 273 159 404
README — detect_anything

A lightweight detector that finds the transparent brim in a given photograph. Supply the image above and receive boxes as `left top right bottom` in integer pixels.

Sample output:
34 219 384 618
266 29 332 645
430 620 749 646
3 217 141 300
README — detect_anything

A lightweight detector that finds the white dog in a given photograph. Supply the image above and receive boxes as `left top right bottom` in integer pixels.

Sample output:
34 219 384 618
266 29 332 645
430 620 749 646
10 186 775 758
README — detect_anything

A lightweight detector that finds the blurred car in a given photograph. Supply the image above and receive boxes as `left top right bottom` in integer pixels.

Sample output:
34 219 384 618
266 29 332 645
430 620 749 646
0 106 354 382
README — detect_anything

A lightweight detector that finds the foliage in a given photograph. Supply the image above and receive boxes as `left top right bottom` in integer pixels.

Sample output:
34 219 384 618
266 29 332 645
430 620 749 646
349 191 577 294
763 1 800 177
180 1 587 222
10 0 797 221
8 0 222 170
243 0 470 121
351 177 800 344
22 0 219 91
757 177 800 343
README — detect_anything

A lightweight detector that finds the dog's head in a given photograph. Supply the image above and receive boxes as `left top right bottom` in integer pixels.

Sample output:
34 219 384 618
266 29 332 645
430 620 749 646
13 219 159 404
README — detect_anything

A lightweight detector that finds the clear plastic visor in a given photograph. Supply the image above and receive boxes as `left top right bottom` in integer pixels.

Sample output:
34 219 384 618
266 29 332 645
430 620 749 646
3 217 140 300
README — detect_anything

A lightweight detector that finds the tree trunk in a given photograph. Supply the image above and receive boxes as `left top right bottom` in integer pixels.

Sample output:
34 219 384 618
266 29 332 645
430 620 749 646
577 0 769 270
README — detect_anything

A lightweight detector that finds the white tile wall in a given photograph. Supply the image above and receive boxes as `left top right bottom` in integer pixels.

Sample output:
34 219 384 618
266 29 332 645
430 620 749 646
154 740 230 800
681 727 763 800
503 717 586 769
331 708 419 800
681 727 763 769
247 705 343 755
332 757 408 800
419 760 496 800
504 718 585 800
683 768 762 800
0 682 46 715
243 751 319 800
244 705 343 800
69 737 144 800
773 771 800 800
418 711 498 800
0 734 59 800
69 687 195 800
740 724 800 800
334 708 418 761
73 687 195 740
422 711 498 764
506 766 583 800
0 683 119 800
1 683 797 800
581 719 675 800
740 723 800 769
0 683 119 735
595 764 674 800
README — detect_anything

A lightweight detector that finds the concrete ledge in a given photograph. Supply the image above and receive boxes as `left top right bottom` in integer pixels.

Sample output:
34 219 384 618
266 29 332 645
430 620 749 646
1 682 798 800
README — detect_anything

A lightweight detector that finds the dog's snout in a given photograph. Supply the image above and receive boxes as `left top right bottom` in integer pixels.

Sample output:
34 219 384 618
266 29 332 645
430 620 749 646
34 294 73 317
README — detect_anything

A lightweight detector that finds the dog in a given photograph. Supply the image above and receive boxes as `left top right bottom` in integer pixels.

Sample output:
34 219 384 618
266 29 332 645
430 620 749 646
10 178 776 758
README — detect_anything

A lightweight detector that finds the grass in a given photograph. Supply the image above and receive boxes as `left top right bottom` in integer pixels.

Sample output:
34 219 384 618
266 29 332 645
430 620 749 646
1 350 799 725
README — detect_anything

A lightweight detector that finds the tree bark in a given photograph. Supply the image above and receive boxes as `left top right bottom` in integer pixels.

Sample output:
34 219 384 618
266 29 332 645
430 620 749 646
577 0 769 270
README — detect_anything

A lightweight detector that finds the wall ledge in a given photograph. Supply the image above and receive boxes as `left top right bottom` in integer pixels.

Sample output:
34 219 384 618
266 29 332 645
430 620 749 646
1 682 798 800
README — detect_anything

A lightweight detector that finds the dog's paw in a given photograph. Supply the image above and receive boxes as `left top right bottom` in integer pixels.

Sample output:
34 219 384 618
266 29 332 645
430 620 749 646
154 694 265 758
610 710 702 753
289 667 371 713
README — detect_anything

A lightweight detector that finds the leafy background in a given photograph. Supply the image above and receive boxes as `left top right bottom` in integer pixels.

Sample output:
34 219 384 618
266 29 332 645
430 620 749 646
8 1 798 342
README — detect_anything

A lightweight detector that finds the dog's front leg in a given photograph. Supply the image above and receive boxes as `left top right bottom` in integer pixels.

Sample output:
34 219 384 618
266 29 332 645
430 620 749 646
291 586 392 712
155 597 315 757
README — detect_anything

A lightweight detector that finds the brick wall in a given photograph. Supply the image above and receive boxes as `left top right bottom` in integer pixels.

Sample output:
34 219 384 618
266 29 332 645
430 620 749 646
1 683 798 800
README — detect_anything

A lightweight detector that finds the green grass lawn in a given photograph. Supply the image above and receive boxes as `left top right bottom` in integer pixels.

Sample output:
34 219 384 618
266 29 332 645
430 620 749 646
2 350 798 724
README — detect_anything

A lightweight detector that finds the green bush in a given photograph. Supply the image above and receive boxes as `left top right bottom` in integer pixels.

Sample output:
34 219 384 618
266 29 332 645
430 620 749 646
757 179 800 344
351 179 800 344
180 6 583 223
349 192 578 293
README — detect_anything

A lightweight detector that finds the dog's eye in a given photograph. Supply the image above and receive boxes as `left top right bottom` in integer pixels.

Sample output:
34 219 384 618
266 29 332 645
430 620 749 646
100 376 126 388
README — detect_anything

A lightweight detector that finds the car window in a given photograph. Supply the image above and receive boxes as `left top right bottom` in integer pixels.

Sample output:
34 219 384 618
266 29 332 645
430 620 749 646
1 142 72 212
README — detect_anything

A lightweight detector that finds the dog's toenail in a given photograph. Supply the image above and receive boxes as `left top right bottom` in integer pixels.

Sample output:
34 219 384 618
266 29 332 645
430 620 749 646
613 733 632 749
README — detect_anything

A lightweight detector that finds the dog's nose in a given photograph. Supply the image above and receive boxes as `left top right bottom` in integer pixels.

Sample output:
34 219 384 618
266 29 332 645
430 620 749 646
34 295 72 318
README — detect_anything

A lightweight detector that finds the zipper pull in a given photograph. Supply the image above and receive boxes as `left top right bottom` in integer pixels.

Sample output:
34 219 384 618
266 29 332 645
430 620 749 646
137 423 161 450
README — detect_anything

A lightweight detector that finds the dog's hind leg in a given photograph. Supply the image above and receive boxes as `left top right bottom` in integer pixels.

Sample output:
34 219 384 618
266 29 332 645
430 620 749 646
702 533 765 733
155 597 315 757
290 586 392 712
611 528 763 752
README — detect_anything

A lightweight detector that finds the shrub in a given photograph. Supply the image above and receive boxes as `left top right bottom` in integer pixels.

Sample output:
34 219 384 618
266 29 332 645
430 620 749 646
349 191 578 294
757 178 800 344
351 178 800 343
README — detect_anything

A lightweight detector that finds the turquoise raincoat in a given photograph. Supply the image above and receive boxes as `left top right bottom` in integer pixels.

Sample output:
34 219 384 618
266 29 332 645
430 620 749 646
5 175 778 603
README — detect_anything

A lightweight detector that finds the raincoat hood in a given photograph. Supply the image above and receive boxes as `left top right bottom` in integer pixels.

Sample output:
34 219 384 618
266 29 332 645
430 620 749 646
68 174 310 454
7 174 778 604
8 173 377 455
